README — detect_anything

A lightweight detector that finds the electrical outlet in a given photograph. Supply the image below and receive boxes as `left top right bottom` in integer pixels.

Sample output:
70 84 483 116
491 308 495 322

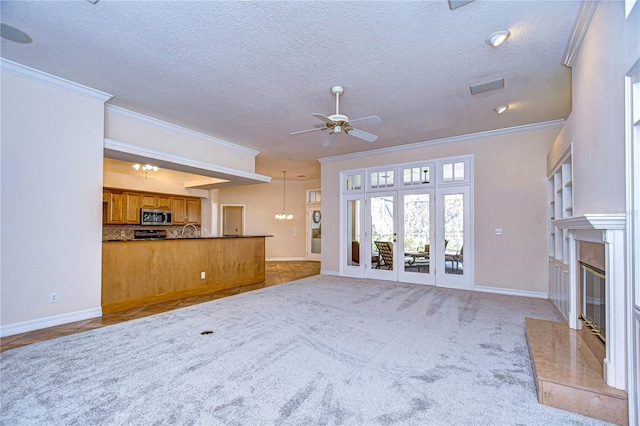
200 272 206 279
49 292 58 303
120 230 126 237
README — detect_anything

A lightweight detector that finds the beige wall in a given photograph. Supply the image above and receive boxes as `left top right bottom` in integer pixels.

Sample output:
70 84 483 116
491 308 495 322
105 107 257 173
321 126 560 293
1 70 107 329
548 1 631 215
218 179 320 260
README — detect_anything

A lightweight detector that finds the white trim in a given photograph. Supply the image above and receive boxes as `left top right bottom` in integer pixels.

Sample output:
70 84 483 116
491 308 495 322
0 308 102 338
0 58 113 102
321 270 340 276
266 257 308 261
104 138 271 184
553 214 626 230
473 285 548 300
106 105 259 156
562 1 599 67
319 120 565 164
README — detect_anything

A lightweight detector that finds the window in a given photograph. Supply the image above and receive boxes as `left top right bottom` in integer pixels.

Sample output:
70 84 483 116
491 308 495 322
345 173 363 192
403 166 430 186
442 162 465 182
307 189 321 203
369 169 394 189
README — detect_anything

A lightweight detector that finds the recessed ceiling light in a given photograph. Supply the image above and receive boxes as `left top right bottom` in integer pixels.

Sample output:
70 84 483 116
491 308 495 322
494 105 509 114
486 30 510 47
0 23 32 44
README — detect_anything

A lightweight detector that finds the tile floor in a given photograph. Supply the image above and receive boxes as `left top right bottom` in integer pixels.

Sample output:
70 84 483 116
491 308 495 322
0 261 320 353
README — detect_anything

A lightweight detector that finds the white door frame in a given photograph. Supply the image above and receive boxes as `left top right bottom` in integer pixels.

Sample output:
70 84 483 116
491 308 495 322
220 204 245 236
625 57 640 426
436 185 472 290
306 206 321 261
398 188 436 285
365 191 398 281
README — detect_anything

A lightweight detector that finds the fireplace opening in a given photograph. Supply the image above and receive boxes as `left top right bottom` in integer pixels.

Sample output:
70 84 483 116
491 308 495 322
579 262 606 343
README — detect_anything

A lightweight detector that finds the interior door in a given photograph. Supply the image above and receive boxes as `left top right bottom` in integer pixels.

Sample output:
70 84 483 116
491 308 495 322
435 186 470 289
398 188 435 285
222 205 244 236
365 192 398 280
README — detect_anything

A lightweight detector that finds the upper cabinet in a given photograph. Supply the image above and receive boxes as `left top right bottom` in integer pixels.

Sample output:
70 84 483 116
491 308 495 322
104 190 141 224
103 188 201 225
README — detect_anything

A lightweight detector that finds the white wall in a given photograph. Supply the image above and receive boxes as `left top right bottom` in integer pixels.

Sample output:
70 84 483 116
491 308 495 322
321 125 560 293
218 179 320 260
1 68 109 333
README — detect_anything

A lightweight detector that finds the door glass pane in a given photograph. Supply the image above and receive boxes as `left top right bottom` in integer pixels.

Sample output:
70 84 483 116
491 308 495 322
403 193 430 274
443 164 453 182
370 195 394 269
444 193 464 275
346 200 360 266
310 210 321 255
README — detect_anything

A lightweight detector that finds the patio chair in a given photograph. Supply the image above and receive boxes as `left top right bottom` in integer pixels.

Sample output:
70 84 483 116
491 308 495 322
374 241 394 270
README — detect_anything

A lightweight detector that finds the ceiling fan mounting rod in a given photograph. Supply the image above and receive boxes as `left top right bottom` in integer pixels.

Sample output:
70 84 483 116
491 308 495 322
332 85 344 115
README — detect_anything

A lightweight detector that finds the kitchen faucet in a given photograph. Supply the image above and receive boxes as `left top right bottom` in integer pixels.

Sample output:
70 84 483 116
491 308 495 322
181 223 198 238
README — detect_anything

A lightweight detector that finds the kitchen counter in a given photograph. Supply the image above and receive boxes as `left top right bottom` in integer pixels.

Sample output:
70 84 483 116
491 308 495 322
102 236 268 313
102 235 273 242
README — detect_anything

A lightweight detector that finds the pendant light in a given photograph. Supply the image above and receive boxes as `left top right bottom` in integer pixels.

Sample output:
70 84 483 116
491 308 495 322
275 170 293 220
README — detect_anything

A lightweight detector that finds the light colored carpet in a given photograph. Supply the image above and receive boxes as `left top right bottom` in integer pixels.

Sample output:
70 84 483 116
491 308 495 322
1 276 610 425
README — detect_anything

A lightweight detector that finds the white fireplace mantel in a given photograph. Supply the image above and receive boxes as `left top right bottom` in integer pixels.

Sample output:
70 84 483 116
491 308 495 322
551 214 626 390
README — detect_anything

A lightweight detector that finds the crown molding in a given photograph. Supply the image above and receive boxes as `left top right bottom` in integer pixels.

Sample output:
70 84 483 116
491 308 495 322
104 138 271 186
562 1 599 67
318 119 565 164
0 58 112 102
105 104 260 157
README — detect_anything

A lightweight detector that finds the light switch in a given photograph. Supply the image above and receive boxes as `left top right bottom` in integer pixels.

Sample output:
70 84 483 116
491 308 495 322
495 228 503 235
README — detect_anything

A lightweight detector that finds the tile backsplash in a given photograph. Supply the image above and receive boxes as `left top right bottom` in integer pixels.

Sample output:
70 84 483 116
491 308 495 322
103 225 200 241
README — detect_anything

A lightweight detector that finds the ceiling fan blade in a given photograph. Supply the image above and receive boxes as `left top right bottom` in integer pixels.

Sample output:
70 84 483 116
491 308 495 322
323 132 337 147
289 127 325 135
347 128 378 143
312 113 336 126
347 115 382 127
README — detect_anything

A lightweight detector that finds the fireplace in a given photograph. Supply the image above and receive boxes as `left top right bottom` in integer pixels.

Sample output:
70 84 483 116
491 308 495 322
579 261 606 343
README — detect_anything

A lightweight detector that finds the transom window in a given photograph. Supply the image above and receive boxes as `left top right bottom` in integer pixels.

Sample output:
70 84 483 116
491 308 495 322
403 166 430 186
443 161 465 182
370 170 394 189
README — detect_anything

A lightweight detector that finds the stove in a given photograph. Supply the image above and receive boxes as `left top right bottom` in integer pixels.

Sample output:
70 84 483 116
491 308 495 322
133 229 167 240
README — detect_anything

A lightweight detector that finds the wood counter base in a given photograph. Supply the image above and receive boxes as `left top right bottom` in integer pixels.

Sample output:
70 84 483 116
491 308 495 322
102 237 266 314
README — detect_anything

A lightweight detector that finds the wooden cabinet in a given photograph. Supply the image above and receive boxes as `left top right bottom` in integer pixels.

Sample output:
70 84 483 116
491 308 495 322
170 197 201 225
187 198 201 224
104 191 140 224
171 197 187 224
141 194 172 210
103 188 200 225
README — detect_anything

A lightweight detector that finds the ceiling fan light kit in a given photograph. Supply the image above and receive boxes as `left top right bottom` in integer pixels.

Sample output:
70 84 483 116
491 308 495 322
486 30 510 47
290 86 381 146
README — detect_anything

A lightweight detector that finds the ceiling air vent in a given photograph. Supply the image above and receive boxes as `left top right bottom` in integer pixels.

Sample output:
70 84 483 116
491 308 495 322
469 78 505 96
448 0 475 10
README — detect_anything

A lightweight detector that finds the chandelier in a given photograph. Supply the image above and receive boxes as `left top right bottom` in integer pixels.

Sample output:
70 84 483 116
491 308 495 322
275 170 293 220
132 163 159 179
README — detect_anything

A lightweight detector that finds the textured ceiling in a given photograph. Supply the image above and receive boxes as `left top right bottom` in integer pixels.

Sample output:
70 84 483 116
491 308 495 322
0 0 581 181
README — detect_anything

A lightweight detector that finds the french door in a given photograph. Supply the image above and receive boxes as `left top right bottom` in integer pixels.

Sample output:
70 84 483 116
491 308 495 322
361 187 468 288
341 156 472 289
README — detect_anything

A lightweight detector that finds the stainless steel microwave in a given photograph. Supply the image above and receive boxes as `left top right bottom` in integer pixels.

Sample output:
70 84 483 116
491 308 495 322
140 208 172 225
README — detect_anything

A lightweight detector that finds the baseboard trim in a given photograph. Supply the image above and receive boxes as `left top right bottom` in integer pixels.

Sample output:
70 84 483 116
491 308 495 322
320 270 340 276
266 257 308 261
473 285 548 299
0 308 102 338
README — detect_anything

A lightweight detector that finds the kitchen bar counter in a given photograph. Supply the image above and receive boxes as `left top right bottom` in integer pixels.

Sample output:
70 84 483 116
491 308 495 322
102 236 268 313
102 235 272 242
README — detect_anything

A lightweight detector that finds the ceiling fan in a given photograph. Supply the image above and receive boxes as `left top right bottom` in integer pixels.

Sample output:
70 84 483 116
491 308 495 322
290 86 382 147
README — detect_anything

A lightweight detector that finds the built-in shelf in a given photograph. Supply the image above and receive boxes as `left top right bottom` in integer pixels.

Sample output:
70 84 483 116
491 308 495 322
565 207 573 212
564 180 572 187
